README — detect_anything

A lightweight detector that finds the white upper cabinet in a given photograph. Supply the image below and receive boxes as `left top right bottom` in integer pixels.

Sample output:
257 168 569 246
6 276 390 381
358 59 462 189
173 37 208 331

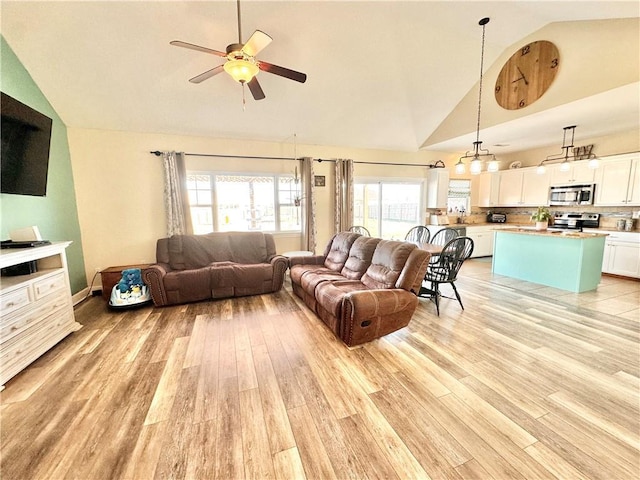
521 168 551 206
497 169 525 206
630 159 640 205
426 168 450 209
497 167 549 206
594 152 640 206
476 172 500 207
549 160 595 185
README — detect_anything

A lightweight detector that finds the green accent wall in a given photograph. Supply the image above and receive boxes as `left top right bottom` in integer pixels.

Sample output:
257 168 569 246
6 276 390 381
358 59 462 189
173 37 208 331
1 36 87 294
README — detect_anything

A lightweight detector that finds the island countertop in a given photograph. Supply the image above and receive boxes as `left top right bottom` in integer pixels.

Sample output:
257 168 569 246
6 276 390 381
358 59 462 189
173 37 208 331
497 227 609 239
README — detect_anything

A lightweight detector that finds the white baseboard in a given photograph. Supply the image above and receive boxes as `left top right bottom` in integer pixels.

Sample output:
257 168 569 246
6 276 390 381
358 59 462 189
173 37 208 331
72 287 102 306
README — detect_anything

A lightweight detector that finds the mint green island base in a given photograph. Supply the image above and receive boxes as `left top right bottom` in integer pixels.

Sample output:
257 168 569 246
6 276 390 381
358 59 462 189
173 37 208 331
492 228 607 293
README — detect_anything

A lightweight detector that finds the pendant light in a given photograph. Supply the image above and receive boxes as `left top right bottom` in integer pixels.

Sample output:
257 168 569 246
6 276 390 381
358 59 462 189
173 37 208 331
536 125 599 174
456 17 497 176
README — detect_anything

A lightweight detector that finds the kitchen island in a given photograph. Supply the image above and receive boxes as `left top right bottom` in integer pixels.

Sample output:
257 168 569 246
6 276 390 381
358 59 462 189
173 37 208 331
492 228 608 292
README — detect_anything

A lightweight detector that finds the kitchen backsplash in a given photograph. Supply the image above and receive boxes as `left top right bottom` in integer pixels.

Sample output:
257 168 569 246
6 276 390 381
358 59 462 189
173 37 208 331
455 206 640 231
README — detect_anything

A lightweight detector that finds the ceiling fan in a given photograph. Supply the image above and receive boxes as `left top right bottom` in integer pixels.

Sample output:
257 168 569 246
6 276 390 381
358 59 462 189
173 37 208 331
170 0 307 101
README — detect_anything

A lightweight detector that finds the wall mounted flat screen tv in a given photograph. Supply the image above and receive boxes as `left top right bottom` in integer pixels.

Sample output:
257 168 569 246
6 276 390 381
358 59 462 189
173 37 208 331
1 92 53 197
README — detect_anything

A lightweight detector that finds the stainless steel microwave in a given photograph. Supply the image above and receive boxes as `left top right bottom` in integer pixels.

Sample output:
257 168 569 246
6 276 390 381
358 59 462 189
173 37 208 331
549 184 595 206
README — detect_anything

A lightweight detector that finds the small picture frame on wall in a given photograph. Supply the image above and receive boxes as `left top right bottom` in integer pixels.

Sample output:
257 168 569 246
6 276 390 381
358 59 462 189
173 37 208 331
314 175 326 187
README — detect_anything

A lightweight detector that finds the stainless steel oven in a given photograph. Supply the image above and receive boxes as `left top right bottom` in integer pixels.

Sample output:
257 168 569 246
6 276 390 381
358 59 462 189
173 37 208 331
551 213 600 231
549 184 595 206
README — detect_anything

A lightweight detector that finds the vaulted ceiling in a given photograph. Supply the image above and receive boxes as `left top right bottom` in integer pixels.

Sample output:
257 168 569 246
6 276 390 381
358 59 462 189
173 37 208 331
2 1 638 155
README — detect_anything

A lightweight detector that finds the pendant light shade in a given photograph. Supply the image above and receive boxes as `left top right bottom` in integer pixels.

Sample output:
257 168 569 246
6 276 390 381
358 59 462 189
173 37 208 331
456 17 497 175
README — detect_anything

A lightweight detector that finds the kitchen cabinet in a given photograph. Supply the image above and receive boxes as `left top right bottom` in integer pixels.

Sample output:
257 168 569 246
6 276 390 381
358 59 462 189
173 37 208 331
594 152 640 206
466 225 498 257
476 172 500 207
497 167 550 206
590 230 640 278
426 168 450 209
497 169 523 205
549 160 595 185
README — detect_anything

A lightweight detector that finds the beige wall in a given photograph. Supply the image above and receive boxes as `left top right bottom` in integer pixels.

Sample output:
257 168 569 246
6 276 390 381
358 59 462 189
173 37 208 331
68 126 638 288
67 127 452 287
494 130 640 168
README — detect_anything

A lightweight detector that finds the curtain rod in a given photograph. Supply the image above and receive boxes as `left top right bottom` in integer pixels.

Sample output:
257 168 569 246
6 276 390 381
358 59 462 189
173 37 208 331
149 151 444 168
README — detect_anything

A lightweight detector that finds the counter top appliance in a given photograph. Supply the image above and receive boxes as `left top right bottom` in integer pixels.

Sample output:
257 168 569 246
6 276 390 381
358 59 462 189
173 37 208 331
549 184 595 206
552 212 600 231
487 213 507 223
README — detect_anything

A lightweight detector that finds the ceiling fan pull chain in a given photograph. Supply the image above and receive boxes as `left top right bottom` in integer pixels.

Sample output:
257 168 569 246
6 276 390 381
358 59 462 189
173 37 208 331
242 83 246 111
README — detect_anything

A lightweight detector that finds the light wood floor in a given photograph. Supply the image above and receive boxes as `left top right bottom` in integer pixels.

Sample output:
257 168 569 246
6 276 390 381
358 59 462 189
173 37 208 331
1 259 639 479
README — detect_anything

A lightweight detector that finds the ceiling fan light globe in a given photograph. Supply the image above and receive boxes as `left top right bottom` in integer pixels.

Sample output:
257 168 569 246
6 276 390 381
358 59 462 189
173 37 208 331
455 159 466 175
487 159 499 172
224 59 259 83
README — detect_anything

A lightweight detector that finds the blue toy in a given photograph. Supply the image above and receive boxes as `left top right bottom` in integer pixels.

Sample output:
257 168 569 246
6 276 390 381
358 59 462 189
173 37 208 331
109 268 151 308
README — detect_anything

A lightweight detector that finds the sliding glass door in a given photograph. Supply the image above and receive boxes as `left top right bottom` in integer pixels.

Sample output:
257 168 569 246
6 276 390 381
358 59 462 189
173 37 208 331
353 181 424 239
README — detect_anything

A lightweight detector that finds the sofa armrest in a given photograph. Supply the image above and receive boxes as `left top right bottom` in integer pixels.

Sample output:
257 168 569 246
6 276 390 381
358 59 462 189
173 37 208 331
338 288 419 346
270 255 289 291
343 288 418 318
289 255 325 267
142 263 171 306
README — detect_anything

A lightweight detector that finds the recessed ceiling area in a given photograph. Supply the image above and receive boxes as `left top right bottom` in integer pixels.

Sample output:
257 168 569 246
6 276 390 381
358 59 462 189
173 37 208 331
425 83 640 155
1 1 638 154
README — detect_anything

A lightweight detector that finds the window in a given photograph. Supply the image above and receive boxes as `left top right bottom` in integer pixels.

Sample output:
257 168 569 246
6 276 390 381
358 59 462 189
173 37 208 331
353 181 424 239
187 172 302 234
447 179 471 215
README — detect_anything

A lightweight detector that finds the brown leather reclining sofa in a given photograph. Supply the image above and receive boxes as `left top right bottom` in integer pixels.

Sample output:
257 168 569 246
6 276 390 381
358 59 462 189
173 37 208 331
143 231 288 306
289 232 431 346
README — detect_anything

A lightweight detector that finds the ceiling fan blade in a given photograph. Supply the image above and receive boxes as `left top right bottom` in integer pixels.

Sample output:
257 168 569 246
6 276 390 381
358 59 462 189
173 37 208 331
170 40 226 58
189 65 225 83
242 30 272 57
258 61 307 83
247 77 266 100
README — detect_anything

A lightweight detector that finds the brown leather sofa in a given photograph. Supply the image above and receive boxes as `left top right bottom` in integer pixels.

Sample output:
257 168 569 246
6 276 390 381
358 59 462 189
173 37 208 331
143 232 288 306
289 232 431 346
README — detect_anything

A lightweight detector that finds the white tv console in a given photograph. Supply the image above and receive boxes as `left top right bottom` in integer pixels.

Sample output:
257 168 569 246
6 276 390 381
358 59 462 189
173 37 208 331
0 242 81 390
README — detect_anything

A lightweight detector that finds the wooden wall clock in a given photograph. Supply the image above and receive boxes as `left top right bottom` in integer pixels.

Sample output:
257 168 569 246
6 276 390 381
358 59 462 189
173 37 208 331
495 40 559 110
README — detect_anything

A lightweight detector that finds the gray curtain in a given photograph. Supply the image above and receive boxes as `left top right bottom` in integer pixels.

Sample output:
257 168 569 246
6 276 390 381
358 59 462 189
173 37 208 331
334 159 354 232
162 151 193 236
300 157 317 253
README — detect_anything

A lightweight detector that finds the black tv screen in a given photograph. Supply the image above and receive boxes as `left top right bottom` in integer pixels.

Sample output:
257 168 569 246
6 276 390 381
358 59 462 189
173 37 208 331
1 92 53 197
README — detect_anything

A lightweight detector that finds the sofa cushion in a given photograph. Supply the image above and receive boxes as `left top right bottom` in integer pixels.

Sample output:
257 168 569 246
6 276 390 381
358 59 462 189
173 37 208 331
228 232 269 264
323 232 361 272
300 269 346 296
167 232 270 270
168 234 232 269
361 240 416 290
290 263 326 285
341 236 381 279
163 268 212 304
315 280 369 318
